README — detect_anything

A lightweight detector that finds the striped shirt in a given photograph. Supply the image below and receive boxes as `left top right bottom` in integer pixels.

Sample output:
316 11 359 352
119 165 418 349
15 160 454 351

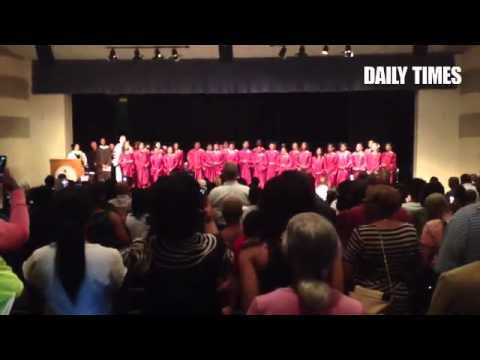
344 223 419 314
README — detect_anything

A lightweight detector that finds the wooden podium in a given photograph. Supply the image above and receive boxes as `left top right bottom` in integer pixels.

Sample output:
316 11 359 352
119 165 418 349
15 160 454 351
50 159 85 182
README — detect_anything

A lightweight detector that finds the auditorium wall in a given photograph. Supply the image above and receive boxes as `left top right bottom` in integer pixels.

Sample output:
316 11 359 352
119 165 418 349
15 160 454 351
0 48 72 187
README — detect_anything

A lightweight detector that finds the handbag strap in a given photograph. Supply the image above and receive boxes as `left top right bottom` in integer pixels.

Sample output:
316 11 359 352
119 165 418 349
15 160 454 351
374 225 394 296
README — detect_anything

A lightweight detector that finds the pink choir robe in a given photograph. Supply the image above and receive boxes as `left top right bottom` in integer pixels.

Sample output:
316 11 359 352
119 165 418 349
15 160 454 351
187 148 205 180
298 150 312 173
366 151 382 174
119 151 135 179
252 149 267 188
224 149 239 164
174 149 184 170
150 151 164 184
324 152 339 188
351 151 367 178
265 150 279 181
277 153 292 175
238 149 253 185
163 153 178 176
289 150 300 170
134 150 151 189
212 150 225 178
336 151 352 185
380 151 397 184
203 150 217 183
311 156 326 187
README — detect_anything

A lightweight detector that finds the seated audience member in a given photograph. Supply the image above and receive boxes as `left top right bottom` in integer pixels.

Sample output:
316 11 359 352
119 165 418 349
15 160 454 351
429 261 480 315
460 174 479 201
445 177 460 201
402 178 428 235
108 183 132 219
0 256 24 313
435 200 480 274
427 177 445 195
143 173 232 315
248 213 363 315
208 163 250 227
238 171 343 312
465 189 477 205
343 185 420 315
0 169 29 252
22 188 127 315
220 197 244 250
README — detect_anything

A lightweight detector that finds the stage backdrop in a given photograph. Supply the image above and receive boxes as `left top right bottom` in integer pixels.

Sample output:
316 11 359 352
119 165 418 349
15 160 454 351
73 91 415 180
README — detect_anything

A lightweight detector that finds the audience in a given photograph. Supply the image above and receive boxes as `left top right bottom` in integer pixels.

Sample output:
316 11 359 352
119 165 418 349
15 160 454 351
402 178 427 235
0 256 23 314
220 197 244 250
248 213 363 315
460 174 479 201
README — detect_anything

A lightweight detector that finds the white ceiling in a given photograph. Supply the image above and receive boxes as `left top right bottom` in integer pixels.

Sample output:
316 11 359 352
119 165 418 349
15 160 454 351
3 45 470 60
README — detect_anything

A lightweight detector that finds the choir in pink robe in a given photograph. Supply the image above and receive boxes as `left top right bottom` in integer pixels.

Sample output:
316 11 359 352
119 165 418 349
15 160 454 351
163 153 178 176
265 149 279 181
119 151 135 180
351 151 367 178
289 150 300 171
324 152 339 188
187 148 205 180
252 149 267 188
366 151 382 174
336 151 352 185
174 149 184 170
298 150 312 173
311 156 325 187
134 150 151 189
238 149 253 185
203 150 217 183
277 153 292 175
150 151 164 184
224 149 239 164
212 150 225 179
380 151 397 184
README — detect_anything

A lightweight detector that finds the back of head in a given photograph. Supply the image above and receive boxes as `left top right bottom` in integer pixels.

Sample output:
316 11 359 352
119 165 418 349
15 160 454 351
423 181 445 201
448 177 460 190
408 178 427 202
149 172 203 241
465 189 477 204
336 180 354 211
222 162 238 182
242 209 263 239
461 174 471 184
115 183 130 196
364 184 402 220
131 189 149 219
85 211 117 248
222 196 243 226
44 175 55 189
283 212 339 313
424 193 449 220
89 182 108 209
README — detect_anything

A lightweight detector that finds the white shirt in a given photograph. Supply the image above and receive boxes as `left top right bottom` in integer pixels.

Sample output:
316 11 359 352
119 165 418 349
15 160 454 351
316 184 329 202
67 150 88 168
23 243 127 315
208 180 250 225
463 183 479 201
112 143 124 167
125 213 150 242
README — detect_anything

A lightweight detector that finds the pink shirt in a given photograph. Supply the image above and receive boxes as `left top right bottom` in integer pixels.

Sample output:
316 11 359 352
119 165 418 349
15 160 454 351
420 219 448 268
247 287 364 315
0 189 29 252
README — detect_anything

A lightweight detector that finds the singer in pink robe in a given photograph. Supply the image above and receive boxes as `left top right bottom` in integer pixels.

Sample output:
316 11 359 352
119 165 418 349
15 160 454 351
277 148 292 175
351 143 367 179
252 147 267 188
203 146 217 183
163 149 178 176
311 148 326 187
224 144 239 164
238 141 253 185
187 143 205 180
265 143 279 182
366 146 382 175
380 143 397 184
324 144 339 188
289 142 300 171
298 144 312 174
212 145 225 179
173 143 184 170
134 145 151 189
336 143 352 185
150 150 164 184
119 148 135 182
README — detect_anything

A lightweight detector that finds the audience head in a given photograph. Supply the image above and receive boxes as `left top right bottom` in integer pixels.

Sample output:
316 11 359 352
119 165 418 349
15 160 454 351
89 182 108 209
336 180 355 211
355 143 364 152
44 175 55 189
424 193 450 220
222 197 243 226
448 177 460 191
460 174 472 184
85 211 117 249
131 188 149 219
222 163 239 182
114 183 130 196
364 184 402 220
407 178 427 202
423 181 445 200
465 189 477 205
242 209 263 239
282 212 339 312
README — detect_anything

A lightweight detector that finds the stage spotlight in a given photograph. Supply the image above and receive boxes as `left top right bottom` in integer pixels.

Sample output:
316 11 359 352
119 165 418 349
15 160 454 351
153 48 164 60
278 45 287 59
344 45 354 58
322 45 329 55
296 45 307 58
108 48 118 61
133 47 143 60
170 48 180 61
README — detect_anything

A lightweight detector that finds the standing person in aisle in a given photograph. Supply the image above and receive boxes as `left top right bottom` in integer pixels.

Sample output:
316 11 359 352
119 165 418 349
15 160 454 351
324 144 339 189
265 142 279 182
336 142 352 185
351 143 367 179
238 141 253 185
289 142 300 171
366 142 382 175
277 144 292 175
312 147 326 187
187 141 205 180
380 143 397 184
253 140 267 188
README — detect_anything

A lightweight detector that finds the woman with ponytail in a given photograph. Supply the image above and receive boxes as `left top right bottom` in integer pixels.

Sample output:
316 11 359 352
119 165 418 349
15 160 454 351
22 187 127 314
247 212 363 315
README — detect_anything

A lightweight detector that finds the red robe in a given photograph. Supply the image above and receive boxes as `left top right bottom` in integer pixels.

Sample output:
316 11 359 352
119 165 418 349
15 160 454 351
380 151 397 184
174 149 184 170
224 149 239 164
324 152 339 188
289 150 300 170
163 153 177 176
238 149 253 185
366 151 381 174
311 156 325 187
336 151 352 185
204 150 217 183
298 150 312 173
351 151 367 178
252 149 267 188
212 150 225 178
150 151 164 183
187 148 205 180
277 153 292 175
119 151 135 179
134 150 151 189
265 150 279 181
